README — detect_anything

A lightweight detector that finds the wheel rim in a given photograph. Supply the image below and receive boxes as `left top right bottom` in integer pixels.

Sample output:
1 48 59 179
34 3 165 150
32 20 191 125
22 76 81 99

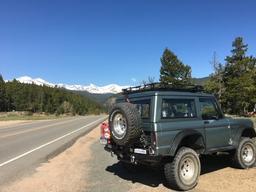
179 156 197 185
242 144 254 163
112 113 127 139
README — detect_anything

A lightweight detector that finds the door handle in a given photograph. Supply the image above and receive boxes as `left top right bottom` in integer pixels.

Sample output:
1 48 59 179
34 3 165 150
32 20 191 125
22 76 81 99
204 121 210 124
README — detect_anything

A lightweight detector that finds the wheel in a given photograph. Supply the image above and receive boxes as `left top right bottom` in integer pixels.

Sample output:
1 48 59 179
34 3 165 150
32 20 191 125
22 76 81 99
233 137 256 169
109 103 141 145
164 147 201 191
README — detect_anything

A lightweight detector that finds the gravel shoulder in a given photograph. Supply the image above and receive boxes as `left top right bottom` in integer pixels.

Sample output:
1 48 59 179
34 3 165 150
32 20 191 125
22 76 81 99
2 124 256 192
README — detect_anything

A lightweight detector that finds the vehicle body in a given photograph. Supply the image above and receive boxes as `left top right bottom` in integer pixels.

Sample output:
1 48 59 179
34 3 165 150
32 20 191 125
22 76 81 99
100 83 256 191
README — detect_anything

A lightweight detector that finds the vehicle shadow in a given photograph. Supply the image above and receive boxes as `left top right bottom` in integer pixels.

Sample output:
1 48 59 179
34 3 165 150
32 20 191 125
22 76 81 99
106 161 164 188
200 153 232 175
105 154 232 189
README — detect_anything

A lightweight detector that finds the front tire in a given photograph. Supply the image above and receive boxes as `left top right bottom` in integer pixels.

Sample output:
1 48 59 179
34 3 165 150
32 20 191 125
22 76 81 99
164 147 201 191
233 137 256 169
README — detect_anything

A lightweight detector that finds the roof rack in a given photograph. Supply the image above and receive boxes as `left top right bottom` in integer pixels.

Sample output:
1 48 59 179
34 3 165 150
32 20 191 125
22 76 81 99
122 83 204 94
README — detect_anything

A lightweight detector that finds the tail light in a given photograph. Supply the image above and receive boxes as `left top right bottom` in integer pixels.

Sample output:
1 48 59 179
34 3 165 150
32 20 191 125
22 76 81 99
100 122 111 141
151 132 157 146
148 132 157 155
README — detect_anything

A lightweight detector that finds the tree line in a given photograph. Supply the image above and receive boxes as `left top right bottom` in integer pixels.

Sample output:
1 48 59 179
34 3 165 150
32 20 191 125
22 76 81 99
0 76 105 115
159 37 256 115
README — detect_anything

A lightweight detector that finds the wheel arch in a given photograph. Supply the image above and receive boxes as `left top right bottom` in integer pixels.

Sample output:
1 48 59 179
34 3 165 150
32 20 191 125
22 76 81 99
169 130 205 156
234 127 256 147
241 127 256 138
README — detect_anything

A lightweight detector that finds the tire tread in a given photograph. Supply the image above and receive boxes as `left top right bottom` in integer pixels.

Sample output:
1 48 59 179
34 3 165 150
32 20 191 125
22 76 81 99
233 137 256 169
164 147 200 191
109 103 141 145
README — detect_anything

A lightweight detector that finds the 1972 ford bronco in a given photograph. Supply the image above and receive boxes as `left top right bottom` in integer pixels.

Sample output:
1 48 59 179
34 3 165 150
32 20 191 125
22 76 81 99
100 83 256 191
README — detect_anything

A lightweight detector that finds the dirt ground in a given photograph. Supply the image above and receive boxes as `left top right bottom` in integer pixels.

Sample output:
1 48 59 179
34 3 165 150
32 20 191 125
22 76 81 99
128 165 256 192
1 123 256 192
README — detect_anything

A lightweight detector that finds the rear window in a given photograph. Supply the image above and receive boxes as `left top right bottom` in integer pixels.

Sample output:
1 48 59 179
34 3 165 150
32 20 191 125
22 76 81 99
132 99 151 119
161 99 197 119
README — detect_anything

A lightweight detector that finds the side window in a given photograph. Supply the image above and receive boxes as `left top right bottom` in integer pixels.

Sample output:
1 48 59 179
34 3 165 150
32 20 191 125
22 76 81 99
161 99 197 119
199 98 221 120
132 100 150 119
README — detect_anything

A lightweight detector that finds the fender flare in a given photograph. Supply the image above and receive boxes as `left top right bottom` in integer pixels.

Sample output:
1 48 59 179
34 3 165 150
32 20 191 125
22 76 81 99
233 127 256 147
169 129 205 156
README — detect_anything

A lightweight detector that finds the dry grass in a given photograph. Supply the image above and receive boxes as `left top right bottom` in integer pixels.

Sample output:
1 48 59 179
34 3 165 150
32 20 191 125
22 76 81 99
0 111 65 121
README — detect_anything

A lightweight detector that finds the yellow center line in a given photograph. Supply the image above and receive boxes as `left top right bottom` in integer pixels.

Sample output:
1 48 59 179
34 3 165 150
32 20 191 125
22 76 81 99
0 118 82 139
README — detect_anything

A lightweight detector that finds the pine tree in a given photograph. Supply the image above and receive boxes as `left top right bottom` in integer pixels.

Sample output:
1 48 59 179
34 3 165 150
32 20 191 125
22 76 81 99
205 37 256 115
160 48 192 86
2 79 105 115
222 37 256 114
0 74 8 111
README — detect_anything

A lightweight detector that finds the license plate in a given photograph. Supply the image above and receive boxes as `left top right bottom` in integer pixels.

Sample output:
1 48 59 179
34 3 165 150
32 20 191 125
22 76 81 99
134 148 147 154
100 138 107 145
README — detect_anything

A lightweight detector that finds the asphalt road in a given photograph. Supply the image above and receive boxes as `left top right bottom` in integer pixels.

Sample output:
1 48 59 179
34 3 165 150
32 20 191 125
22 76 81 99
0 115 106 186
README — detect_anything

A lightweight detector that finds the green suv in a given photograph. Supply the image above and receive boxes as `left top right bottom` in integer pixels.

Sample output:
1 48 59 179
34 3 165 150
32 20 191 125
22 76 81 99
102 83 256 191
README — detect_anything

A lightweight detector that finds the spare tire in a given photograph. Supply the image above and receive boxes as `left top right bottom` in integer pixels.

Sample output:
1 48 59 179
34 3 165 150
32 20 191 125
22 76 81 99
109 102 141 145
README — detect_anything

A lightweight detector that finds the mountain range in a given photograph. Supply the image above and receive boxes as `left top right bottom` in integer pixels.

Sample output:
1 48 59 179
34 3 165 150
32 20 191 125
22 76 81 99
14 76 128 94
7 76 209 104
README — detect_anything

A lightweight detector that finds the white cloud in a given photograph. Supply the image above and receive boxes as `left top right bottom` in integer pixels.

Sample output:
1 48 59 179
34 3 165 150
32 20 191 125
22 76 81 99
131 78 137 83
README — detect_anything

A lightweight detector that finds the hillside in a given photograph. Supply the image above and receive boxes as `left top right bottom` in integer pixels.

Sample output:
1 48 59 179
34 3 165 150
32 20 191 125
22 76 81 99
192 76 210 85
72 90 114 104
0 77 105 115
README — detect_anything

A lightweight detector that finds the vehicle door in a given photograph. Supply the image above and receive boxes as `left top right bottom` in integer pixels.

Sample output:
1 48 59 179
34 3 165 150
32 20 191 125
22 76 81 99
199 97 231 149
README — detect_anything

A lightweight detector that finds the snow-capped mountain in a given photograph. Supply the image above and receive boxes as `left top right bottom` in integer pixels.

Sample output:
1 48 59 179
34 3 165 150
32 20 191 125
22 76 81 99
14 76 128 94
16 76 55 87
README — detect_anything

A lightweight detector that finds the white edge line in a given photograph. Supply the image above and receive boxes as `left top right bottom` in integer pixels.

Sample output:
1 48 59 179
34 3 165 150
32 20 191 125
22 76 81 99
0 117 106 167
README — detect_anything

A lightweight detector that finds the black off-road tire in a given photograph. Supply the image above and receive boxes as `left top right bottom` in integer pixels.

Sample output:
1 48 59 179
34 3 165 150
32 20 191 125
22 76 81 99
109 102 141 145
233 137 256 169
164 147 201 191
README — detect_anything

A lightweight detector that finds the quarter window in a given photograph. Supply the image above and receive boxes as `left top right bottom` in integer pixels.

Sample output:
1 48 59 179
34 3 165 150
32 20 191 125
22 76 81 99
132 100 150 119
161 99 197 119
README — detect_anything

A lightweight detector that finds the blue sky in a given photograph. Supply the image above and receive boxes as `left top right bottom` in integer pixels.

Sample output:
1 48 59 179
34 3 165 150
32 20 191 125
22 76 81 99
0 0 256 86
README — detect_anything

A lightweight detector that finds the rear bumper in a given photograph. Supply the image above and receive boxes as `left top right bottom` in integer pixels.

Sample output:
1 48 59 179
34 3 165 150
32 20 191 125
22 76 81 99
104 143 162 164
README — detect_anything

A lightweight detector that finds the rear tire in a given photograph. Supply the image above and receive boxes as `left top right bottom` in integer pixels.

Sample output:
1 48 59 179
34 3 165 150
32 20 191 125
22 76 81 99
164 147 201 191
233 137 256 169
